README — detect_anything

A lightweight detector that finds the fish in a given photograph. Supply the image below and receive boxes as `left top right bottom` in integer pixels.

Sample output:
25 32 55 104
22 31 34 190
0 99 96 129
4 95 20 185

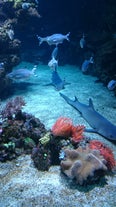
22 3 31 9
0 62 4 69
6 66 37 81
51 70 65 90
60 93 116 141
107 80 116 91
48 47 58 70
80 33 86 49
37 32 70 46
51 46 58 59
6 29 14 40
81 56 94 73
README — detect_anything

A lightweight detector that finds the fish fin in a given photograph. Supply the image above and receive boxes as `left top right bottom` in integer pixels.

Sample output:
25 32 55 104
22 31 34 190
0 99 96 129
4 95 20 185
74 96 78 101
66 32 70 41
84 128 97 133
89 98 95 110
43 83 52 86
37 35 43 45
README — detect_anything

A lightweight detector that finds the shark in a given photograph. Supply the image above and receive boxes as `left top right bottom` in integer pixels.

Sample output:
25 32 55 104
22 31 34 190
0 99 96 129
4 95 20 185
60 93 116 141
50 70 65 91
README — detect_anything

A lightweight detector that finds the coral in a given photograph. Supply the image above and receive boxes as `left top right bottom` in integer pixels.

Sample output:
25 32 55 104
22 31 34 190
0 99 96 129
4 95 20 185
31 145 51 171
39 132 51 146
51 117 85 144
71 125 85 143
89 140 116 170
24 137 36 150
0 96 25 119
51 117 73 137
28 7 41 18
60 146 107 185
0 110 47 162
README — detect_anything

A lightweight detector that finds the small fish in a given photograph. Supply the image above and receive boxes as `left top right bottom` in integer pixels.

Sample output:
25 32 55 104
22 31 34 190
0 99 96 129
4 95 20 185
6 66 37 81
6 29 14 40
0 62 4 69
80 33 86 49
37 32 70 46
48 47 58 70
48 58 58 70
22 3 31 9
81 56 94 73
107 80 116 90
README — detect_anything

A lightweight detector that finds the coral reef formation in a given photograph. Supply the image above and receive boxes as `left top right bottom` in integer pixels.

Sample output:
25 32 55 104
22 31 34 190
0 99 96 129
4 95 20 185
0 97 47 161
51 117 73 137
89 140 116 170
51 117 85 142
0 1 41 98
71 125 85 143
31 145 51 171
0 96 25 119
60 147 108 185
51 117 116 185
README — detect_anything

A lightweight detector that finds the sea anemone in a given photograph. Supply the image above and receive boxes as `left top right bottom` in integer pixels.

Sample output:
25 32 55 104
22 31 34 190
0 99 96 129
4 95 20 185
71 125 85 143
51 117 72 137
89 140 116 170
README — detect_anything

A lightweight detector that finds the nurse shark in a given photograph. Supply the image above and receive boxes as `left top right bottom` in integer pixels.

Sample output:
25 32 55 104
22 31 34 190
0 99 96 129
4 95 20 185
60 93 116 141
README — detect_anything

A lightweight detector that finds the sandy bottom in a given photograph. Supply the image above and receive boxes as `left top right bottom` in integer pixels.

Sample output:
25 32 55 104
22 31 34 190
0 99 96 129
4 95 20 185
5 62 116 150
0 62 116 207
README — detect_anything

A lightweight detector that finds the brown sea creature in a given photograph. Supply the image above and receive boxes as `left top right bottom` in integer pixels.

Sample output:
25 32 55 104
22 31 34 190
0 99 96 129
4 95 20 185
60 146 107 185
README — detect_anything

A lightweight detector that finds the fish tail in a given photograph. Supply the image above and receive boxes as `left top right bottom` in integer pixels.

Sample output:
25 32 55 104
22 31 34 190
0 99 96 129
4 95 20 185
32 65 37 76
66 32 70 41
37 35 43 45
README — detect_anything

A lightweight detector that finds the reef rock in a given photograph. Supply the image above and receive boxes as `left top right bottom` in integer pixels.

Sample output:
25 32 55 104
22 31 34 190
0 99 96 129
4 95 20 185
60 146 108 185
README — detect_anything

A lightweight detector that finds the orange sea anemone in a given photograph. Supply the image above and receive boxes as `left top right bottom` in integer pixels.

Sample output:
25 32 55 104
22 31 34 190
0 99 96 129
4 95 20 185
51 117 73 137
71 125 85 143
89 140 116 170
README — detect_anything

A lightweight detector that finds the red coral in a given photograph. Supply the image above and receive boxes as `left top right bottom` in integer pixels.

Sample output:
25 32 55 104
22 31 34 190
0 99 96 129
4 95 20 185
71 125 85 143
51 117 73 137
51 117 85 142
89 140 116 170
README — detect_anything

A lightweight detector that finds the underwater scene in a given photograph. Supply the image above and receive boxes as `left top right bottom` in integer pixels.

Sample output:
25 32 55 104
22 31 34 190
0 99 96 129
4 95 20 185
0 0 116 207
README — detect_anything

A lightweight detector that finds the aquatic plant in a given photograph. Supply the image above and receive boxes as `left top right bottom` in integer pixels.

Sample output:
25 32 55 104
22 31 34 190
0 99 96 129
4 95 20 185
0 96 25 120
60 146 107 185
89 140 116 170
51 117 73 137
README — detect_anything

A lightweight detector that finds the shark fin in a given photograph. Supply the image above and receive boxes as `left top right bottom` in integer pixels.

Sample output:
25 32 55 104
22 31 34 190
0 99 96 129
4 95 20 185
89 98 95 110
84 128 97 133
74 96 78 101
